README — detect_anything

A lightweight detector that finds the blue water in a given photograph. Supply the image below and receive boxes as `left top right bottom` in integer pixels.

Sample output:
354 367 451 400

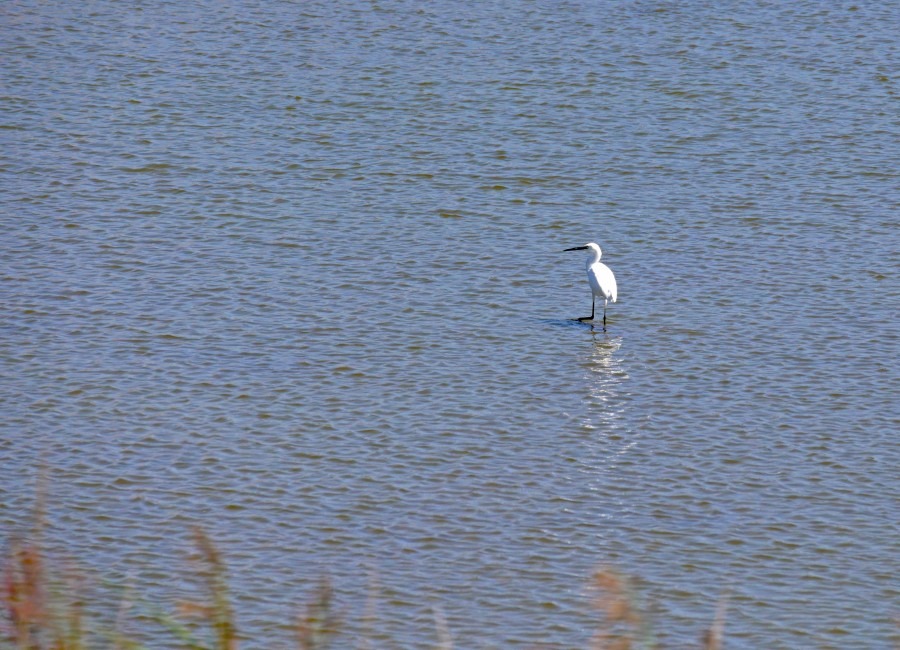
2 1 898 647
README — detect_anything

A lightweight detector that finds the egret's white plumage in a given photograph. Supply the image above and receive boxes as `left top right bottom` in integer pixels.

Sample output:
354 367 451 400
564 242 617 328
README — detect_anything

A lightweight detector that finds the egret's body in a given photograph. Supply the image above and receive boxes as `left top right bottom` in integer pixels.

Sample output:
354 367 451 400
564 242 617 328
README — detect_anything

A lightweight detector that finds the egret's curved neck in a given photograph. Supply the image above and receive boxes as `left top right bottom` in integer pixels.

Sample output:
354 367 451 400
586 248 602 267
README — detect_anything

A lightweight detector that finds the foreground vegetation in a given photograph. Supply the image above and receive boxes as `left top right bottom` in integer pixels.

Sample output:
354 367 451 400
2 505 725 649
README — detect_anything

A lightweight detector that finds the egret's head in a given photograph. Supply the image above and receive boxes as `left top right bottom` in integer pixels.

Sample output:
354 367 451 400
564 242 602 257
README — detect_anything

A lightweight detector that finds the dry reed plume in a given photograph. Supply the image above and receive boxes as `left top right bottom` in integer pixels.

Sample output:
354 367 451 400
3 511 726 649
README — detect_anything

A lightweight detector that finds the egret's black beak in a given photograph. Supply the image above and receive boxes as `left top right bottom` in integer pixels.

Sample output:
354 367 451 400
563 246 589 252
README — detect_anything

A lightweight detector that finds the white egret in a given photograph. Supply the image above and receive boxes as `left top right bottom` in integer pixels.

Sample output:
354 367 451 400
564 242 617 328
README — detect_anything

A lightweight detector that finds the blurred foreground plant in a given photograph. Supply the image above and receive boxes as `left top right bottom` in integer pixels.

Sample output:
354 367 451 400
2 537 86 650
590 567 655 650
294 577 340 650
590 567 727 650
153 527 238 650
3 521 724 649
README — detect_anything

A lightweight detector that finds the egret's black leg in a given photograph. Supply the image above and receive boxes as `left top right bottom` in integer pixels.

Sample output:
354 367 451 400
603 305 607 331
577 297 595 322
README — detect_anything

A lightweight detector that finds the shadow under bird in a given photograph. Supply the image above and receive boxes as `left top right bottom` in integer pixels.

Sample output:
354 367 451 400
564 242 617 329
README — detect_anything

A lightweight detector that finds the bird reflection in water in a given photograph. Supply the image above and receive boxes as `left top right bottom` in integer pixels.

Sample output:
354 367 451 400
577 334 637 486
581 334 629 437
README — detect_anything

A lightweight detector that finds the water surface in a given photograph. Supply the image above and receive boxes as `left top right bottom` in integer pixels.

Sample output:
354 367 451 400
2 1 898 647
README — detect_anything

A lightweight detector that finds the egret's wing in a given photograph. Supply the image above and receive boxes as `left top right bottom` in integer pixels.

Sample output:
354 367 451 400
591 263 617 302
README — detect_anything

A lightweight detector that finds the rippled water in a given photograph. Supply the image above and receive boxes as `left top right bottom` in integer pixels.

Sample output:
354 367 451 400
2 1 898 647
